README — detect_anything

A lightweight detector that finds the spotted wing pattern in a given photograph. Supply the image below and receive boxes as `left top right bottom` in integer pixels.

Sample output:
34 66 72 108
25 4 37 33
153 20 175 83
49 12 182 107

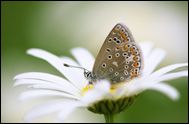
92 23 143 84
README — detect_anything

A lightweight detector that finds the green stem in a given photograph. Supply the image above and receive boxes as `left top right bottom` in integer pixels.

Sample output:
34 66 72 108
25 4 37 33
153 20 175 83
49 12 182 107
104 114 114 123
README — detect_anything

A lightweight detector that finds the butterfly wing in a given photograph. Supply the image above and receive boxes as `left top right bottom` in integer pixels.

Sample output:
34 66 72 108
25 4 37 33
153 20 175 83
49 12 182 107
92 23 143 83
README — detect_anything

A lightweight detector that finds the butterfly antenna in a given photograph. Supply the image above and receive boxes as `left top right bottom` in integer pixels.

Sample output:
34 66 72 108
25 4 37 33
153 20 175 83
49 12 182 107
63 63 89 72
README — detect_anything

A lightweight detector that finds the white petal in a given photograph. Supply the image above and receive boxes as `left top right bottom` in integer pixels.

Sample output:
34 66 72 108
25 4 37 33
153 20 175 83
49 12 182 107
143 48 166 76
139 41 154 60
157 71 188 82
19 90 80 101
57 101 84 122
150 63 188 78
29 83 70 91
71 47 95 71
27 49 84 89
118 78 148 97
24 100 77 122
61 57 88 88
81 80 111 104
14 79 52 87
14 72 80 96
122 70 188 97
27 49 67 78
123 80 180 100
15 79 80 97
123 66 188 97
94 80 110 92
146 83 180 100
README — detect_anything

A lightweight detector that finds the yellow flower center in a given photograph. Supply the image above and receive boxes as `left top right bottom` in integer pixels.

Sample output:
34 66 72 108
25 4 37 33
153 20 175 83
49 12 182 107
81 84 94 95
81 82 125 96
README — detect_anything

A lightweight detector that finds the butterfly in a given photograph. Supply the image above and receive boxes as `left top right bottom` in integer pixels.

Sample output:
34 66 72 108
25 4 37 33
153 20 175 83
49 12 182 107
64 23 143 84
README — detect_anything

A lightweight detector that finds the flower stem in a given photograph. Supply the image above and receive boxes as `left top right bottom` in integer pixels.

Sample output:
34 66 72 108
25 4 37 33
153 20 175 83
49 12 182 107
104 114 114 123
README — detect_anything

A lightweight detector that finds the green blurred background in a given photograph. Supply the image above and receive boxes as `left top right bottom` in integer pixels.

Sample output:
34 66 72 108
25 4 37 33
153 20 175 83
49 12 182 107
1 1 188 123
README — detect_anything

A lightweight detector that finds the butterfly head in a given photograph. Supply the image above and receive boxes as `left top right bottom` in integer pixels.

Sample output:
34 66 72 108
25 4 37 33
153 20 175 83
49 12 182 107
63 63 97 84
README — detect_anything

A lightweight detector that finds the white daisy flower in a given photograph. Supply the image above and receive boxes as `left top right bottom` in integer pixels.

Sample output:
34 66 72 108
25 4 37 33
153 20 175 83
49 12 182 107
14 42 188 123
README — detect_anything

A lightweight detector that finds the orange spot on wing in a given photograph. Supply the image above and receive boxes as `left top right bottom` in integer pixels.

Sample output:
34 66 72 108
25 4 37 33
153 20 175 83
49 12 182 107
130 47 134 52
122 44 129 51
131 49 138 55
119 31 127 42
133 56 139 61
130 71 137 79
133 61 140 68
